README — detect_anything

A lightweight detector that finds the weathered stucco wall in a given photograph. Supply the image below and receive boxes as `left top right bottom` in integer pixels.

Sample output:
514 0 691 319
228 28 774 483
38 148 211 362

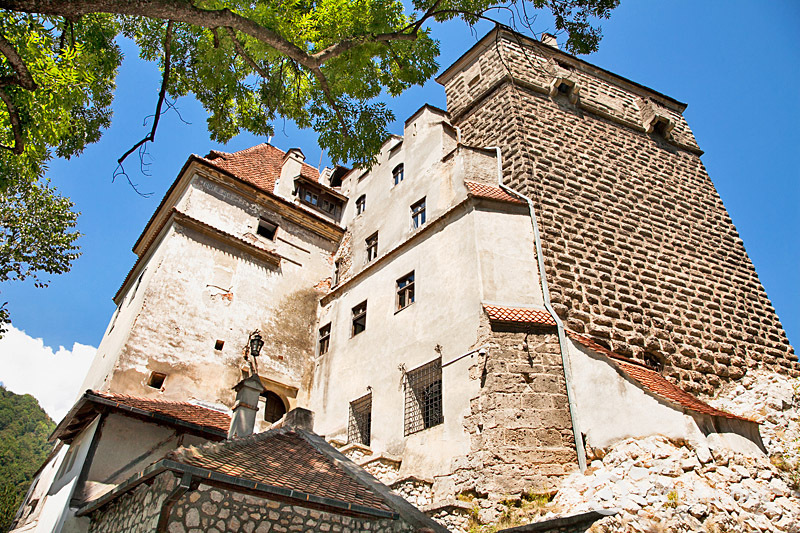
444 31 798 394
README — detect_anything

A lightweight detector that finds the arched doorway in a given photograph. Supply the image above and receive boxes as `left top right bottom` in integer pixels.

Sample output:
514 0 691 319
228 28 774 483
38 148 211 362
261 390 287 423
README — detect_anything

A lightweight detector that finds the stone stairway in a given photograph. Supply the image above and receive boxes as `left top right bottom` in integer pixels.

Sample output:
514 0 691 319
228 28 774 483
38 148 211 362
327 438 474 532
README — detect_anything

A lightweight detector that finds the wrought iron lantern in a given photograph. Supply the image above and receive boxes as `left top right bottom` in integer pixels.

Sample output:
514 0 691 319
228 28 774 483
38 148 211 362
249 330 264 358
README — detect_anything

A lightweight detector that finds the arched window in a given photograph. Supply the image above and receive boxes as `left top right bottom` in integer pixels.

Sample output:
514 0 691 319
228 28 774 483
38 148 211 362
356 194 366 215
392 164 404 186
261 391 287 423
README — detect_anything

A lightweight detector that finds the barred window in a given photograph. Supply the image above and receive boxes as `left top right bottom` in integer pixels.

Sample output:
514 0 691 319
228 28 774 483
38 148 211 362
318 323 331 355
366 232 378 263
352 301 367 336
411 198 426 229
348 393 372 446
404 358 443 436
396 272 415 311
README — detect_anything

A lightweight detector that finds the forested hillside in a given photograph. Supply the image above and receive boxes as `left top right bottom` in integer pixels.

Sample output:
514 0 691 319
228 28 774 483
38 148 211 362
0 386 55 531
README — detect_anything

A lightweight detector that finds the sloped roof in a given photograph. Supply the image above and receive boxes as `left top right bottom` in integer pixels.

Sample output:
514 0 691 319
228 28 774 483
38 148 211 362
168 428 391 513
465 181 525 204
202 144 320 194
481 304 750 422
483 304 556 326
52 390 231 442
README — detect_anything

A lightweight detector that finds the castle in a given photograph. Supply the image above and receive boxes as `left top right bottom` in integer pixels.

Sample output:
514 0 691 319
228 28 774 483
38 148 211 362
11 28 796 533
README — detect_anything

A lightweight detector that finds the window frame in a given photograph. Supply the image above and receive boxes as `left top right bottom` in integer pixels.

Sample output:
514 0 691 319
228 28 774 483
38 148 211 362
318 323 331 355
351 301 367 337
411 197 426 229
347 393 372 446
256 218 279 240
392 164 404 186
355 194 366 215
365 232 378 263
396 271 415 312
261 390 287 423
404 358 443 436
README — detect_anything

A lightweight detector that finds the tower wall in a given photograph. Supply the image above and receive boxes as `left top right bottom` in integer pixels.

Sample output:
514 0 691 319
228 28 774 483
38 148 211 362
441 31 797 394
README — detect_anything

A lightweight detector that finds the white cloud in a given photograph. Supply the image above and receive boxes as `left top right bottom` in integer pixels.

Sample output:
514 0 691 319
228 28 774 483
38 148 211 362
0 325 96 421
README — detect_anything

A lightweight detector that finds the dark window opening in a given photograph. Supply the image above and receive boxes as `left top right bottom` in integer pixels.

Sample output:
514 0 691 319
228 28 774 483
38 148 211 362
352 301 367 337
147 372 167 389
214 340 224 350
644 352 664 372
262 391 287 423
557 82 572 95
257 219 278 240
333 260 342 286
348 393 372 446
392 164 404 186
411 198 426 229
653 119 670 137
366 233 378 263
318 323 331 355
397 272 415 311
404 358 443 436
593 338 612 351
356 195 366 215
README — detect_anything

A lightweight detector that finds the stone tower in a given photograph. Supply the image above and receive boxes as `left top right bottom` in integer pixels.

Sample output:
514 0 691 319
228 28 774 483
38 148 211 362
437 27 797 395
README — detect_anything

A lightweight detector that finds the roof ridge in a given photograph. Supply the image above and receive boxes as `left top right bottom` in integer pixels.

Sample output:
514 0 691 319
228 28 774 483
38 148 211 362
167 426 291 462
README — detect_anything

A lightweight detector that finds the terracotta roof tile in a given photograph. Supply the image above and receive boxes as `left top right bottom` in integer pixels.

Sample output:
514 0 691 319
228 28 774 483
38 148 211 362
483 304 556 326
202 144 320 194
168 429 390 512
90 391 231 434
465 181 525 204
566 332 752 422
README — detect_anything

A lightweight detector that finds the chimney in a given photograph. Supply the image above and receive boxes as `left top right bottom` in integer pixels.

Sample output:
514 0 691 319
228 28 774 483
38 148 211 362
272 407 314 432
541 33 558 49
274 148 306 200
228 373 265 439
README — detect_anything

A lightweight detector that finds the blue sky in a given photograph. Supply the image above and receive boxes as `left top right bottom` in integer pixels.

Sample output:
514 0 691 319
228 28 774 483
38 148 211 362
2 1 798 358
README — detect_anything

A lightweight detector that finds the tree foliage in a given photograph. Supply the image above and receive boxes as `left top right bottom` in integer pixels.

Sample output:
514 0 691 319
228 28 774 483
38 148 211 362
0 385 55 531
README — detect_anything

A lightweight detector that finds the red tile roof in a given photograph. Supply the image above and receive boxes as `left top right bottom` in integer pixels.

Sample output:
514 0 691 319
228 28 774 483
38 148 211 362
483 304 556 326
168 429 391 512
89 391 231 434
465 181 525 204
203 144 320 194
566 332 752 422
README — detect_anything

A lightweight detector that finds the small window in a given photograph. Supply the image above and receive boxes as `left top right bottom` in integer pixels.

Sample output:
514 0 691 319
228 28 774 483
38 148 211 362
356 195 366 215
365 233 378 263
147 372 167 389
557 82 572 96
653 118 670 138
404 358 443 436
318 323 331 355
257 219 278 240
214 340 225 350
333 260 342 286
302 189 319 206
352 301 367 337
392 164 404 186
396 271 415 311
411 198 426 229
261 391 287 423
348 393 372 446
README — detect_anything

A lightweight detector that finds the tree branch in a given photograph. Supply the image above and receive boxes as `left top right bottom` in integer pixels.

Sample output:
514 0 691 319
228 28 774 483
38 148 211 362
117 20 173 166
0 33 37 90
224 27 269 78
0 87 24 154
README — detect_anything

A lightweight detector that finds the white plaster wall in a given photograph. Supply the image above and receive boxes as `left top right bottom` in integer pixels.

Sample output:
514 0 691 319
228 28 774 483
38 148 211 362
310 208 483 478
567 339 764 456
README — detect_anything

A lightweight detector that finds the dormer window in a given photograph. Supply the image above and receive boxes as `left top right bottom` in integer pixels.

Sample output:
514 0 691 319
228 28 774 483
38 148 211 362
356 195 366 215
257 218 278 240
392 164 404 186
295 176 344 218
302 189 319 206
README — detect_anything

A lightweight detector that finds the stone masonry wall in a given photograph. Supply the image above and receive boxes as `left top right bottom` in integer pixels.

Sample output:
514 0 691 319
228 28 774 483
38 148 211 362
446 34 798 395
448 322 578 502
90 472 419 533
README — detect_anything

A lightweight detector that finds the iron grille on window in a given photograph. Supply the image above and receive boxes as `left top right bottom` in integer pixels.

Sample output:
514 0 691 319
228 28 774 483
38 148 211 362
348 393 372 446
404 358 443 436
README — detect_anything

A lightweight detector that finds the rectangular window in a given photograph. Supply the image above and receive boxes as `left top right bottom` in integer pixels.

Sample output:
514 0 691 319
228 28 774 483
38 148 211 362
356 195 366 215
257 218 278 240
396 271 415 311
351 301 367 336
404 358 443 436
318 323 331 355
333 260 342 286
365 233 378 263
302 189 319 206
411 198 426 229
393 164 404 186
348 393 372 446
